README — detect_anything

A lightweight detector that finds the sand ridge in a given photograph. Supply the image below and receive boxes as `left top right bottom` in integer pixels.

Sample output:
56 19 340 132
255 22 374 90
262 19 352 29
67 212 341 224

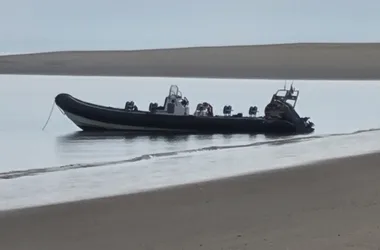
1 43 380 79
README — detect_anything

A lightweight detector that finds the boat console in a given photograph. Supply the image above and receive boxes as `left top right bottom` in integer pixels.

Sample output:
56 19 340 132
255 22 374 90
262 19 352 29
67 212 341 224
264 83 314 130
271 83 299 107
264 83 298 119
149 85 190 115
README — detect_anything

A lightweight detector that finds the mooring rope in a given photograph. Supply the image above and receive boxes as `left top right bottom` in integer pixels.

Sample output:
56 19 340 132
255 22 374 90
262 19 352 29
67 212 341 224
42 101 56 131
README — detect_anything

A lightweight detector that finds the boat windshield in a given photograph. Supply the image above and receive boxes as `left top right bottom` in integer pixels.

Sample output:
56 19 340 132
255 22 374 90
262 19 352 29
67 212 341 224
272 84 299 107
168 85 182 98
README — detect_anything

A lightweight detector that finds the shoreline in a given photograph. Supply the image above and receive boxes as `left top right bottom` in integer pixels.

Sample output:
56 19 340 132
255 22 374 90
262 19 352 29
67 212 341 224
0 150 376 213
1 42 380 79
1 151 380 249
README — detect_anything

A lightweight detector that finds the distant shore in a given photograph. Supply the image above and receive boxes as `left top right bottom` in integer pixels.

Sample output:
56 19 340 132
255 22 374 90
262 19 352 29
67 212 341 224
1 152 380 249
1 43 380 79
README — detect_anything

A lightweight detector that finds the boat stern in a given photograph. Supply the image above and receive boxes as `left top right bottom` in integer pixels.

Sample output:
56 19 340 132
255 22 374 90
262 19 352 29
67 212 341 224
299 116 315 133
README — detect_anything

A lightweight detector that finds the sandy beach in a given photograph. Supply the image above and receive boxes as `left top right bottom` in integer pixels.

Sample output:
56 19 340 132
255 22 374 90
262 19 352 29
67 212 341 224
1 152 380 250
1 43 380 79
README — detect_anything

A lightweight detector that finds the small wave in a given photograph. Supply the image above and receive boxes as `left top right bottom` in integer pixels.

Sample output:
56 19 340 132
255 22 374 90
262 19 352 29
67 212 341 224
1 127 380 180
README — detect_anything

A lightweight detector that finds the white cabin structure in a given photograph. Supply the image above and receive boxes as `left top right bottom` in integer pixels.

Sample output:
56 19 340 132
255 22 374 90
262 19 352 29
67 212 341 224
152 85 190 115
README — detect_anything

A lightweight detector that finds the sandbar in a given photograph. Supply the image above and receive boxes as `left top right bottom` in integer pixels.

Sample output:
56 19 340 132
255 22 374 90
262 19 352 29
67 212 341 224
1 43 380 79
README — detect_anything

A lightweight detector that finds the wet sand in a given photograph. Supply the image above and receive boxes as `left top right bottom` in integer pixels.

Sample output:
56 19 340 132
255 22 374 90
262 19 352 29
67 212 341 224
1 152 380 250
1 43 380 79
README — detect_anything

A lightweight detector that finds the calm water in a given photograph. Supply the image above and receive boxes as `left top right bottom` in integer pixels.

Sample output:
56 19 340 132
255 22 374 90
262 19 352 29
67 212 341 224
1 75 380 210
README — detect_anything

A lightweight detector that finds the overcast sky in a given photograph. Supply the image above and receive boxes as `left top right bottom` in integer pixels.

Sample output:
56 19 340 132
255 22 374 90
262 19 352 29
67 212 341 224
1 0 379 52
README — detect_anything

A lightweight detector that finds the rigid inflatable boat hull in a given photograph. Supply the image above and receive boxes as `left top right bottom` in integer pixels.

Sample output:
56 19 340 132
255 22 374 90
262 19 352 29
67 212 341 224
65 111 198 133
54 90 314 135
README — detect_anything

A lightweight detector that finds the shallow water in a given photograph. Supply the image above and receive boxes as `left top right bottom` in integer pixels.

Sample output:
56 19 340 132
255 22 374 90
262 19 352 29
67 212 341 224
1 75 380 210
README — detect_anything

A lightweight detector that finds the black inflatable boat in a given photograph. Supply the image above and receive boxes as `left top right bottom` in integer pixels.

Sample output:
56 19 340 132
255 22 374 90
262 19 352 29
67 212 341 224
54 84 314 135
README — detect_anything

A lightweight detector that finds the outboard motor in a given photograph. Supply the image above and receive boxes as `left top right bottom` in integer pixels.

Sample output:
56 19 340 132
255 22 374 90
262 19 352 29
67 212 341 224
125 101 138 112
248 106 258 117
264 99 314 133
223 105 232 116
301 117 314 129
149 102 158 112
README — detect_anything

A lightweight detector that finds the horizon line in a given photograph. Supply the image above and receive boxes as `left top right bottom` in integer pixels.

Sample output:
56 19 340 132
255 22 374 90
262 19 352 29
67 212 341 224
2 42 380 57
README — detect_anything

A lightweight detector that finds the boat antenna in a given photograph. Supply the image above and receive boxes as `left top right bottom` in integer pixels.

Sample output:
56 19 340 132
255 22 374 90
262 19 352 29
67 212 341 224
283 80 287 90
